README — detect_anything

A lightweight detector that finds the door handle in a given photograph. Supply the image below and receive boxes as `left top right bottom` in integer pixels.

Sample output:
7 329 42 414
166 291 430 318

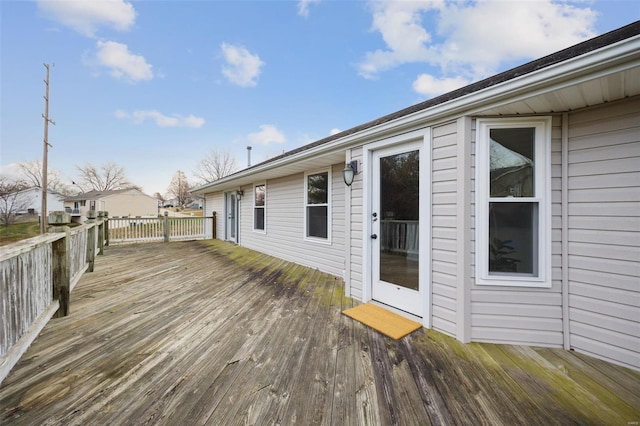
371 234 377 239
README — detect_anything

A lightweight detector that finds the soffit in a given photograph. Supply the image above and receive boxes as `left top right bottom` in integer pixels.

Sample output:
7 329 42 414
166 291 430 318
475 63 640 116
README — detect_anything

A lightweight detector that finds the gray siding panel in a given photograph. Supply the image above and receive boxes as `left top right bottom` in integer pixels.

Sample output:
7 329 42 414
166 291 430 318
348 147 364 300
230 163 347 278
567 96 640 370
470 116 564 347
205 193 224 239
431 121 459 336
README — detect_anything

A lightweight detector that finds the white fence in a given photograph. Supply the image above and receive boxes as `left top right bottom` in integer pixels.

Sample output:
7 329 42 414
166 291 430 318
108 215 215 244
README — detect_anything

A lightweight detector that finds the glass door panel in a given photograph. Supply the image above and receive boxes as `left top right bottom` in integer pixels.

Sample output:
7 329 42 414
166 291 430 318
379 151 420 290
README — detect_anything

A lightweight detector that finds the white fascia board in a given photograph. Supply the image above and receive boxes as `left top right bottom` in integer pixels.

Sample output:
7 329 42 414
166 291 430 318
194 35 640 195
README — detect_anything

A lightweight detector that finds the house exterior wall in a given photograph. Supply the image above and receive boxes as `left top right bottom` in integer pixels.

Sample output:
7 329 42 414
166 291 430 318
469 115 564 347
105 193 157 218
566 96 640 370
15 189 64 215
431 121 461 337
204 192 224 239
347 146 365 300
343 101 637 371
232 163 346 277
346 121 464 337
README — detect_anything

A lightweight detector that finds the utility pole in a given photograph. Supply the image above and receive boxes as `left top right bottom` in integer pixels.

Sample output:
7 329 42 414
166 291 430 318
41 63 55 234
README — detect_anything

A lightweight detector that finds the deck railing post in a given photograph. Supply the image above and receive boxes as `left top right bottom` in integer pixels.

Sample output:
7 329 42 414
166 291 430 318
97 211 106 254
85 211 97 272
163 211 170 243
103 211 110 246
212 212 216 239
48 211 71 317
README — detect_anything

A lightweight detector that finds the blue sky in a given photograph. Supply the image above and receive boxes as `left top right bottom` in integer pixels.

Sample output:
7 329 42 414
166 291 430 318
1 0 637 196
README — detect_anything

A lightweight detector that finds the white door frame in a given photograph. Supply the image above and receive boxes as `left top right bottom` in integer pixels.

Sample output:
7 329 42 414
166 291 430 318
362 128 431 326
225 191 238 243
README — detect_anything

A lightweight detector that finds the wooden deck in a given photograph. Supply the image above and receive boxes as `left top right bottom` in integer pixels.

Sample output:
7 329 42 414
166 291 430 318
1 241 638 425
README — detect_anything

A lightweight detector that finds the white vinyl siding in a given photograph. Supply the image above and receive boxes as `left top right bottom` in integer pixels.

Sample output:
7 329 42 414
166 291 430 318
431 121 459 336
239 164 346 277
566 96 640 370
205 192 224 240
348 147 365 300
471 116 564 347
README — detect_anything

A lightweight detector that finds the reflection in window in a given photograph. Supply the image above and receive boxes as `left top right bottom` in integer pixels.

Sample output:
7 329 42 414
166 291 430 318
254 184 265 231
306 171 329 239
490 128 535 197
489 202 537 274
379 150 419 290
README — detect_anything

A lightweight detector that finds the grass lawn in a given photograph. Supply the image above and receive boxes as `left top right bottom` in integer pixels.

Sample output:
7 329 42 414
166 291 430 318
0 221 41 246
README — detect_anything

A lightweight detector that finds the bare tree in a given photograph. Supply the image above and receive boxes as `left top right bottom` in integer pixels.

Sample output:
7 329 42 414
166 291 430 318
153 192 165 203
193 148 238 184
167 171 192 208
74 162 133 192
16 160 71 195
0 177 30 226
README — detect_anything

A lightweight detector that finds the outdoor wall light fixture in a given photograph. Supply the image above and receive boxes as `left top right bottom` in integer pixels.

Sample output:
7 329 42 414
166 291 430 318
236 189 244 200
342 160 358 186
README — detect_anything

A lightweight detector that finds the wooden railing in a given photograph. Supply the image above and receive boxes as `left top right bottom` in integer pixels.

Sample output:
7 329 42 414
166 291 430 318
108 212 216 244
0 211 106 384
380 220 419 257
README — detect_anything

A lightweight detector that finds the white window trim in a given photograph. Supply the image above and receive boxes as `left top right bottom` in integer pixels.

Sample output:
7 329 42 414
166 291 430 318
253 183 266 234
303 168 332 244
475 117 552 287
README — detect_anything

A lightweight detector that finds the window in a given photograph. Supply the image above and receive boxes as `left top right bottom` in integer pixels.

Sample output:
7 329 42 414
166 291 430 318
476 118 551 287
254 184 265 231
305 170 330 240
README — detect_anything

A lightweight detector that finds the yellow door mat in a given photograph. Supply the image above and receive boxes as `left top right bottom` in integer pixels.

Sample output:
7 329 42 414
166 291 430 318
342 303 422 340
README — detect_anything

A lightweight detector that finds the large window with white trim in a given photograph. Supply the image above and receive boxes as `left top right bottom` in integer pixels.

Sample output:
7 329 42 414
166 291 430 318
305 169 330 241
476 118 551 287
254 184 265 232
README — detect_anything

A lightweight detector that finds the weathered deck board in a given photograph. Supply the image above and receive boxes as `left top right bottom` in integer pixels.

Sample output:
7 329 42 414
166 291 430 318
1 240 639 425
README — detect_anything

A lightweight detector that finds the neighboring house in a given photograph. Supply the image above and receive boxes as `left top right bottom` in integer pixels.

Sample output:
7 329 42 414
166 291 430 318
162 198 178 208
193 22 640 371
12 187 65 215
187 195 204 209
64 188 158 220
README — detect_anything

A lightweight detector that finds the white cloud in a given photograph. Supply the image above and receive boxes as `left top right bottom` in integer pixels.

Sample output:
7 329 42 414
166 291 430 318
298 0 321 17
358 1 443 79
0 163 21 180
37 0 136 37
221 43 264 87
330 128 341 136
412 74 470 97
434 1 597 79
359 0 597 84
93 41 153 82
116 110 205 128
248 125 286 146
183 115 206 128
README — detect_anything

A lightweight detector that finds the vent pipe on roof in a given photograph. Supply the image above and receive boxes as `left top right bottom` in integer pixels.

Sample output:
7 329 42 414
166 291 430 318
247 146 252 167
